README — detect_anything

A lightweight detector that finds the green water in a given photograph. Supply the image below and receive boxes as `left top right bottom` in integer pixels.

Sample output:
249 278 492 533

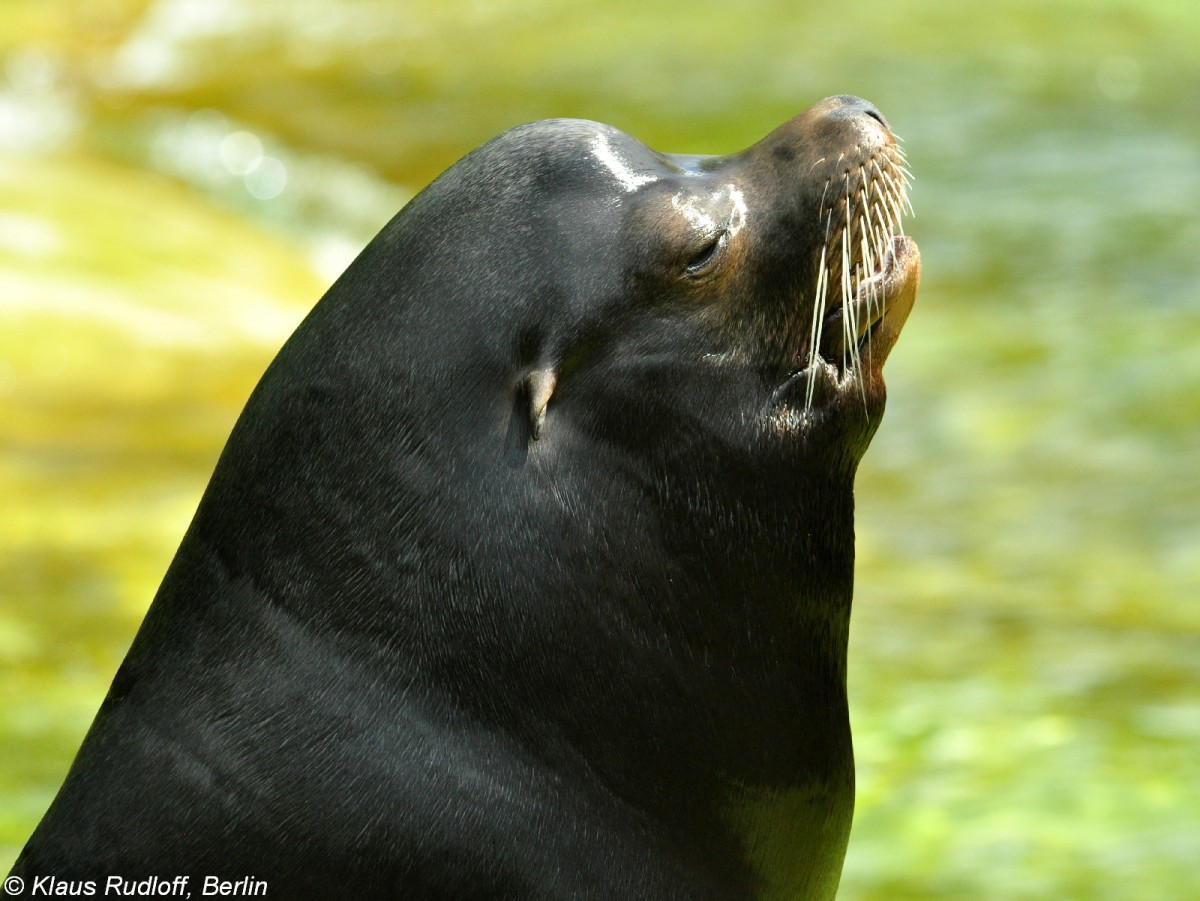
1 1 1197 896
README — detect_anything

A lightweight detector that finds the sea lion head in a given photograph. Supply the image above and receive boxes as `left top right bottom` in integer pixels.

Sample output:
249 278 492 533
328 94 919 484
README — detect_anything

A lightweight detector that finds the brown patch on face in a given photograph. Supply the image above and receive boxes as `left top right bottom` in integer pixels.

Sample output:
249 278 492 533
703 98 917 404
608 96 917 406
618 179 756 334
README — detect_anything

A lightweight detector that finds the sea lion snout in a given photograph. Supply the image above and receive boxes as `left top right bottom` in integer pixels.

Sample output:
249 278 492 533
819 94 893 134
761 94 900 170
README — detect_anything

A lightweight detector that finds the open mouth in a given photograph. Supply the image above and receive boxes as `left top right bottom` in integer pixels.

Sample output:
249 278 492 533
794 140 918 406
818 234 919 366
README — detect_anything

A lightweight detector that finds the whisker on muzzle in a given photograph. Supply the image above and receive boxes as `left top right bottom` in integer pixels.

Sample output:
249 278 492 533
803 143 913 410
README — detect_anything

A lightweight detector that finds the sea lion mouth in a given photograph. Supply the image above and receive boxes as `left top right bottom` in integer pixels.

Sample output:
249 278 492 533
795 139 918 408
818 234 919 366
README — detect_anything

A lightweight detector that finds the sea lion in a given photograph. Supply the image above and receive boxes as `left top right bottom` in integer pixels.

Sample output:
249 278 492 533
9 95 919 900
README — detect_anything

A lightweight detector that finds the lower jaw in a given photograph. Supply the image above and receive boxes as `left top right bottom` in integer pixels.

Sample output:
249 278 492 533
815 235 920 371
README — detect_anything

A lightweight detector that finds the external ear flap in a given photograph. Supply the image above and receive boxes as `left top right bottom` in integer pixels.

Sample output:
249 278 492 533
526 368 557 441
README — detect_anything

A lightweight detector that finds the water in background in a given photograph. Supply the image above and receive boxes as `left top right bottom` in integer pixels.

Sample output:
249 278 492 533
1 1 1197 896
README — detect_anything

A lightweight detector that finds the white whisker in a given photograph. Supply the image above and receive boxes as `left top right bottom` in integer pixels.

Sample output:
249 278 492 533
803 138 912 409
805 244 830 410
840 201 858 375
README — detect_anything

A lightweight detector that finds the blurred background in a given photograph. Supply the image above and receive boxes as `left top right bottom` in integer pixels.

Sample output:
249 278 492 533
1 0 1197 896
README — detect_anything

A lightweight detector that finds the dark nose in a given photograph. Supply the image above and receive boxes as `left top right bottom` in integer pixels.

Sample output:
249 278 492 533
823 95 892 133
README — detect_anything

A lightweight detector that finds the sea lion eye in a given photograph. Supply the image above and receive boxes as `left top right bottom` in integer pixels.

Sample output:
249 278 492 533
683 230 728 276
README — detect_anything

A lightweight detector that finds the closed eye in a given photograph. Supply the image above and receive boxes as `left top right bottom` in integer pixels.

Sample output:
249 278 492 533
684 230 728 277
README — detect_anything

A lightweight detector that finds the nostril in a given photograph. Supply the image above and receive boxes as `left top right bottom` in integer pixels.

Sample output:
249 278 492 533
822 96 892 133
864 108 888 129
854 102 891 133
